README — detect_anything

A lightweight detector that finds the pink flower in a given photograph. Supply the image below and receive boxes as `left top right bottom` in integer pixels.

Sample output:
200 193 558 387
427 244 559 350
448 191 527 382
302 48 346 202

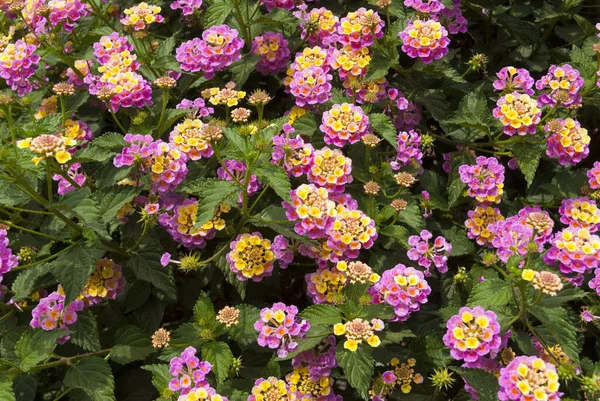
176 97 214 118
263 0 295 11
559 197 600 232
492 93 541 136
544 118 590 166
159 198 224 249
30 291 84 345
175 25 244 80
386 89 422 131
294 6 340 47
320 103 370 147
390 130 423 172
459 156 505 203
254 303 310 358
399 20 450 64
48 0 91 32
0 40 41 96
288 66 333 107
272 125 315 177
217 160 261 202
493 67 534 95
283 184 337 239
168 346 213 395
407 230 452 275
161 252 172 267
404 0 445 13
170 0 202 15
443 306 502 363
272 235 294 269
251 32 290 75
227 232 275 282
544 227 600 285
307 147 353 194
497 356 561 401
587 161 600 190
53 163 86 195
326 206 378 260
370 264 431 322
434 6 468 35
536 64 584 108
0 229 18 285
338 8 384 49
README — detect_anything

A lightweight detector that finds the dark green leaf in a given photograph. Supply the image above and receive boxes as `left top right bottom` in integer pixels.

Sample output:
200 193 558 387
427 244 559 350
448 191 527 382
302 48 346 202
230 53 261 87
64 357 115 401
180 179 240 228
194 292 217 328
254 164 292 203
227 304 260 348
127 248 177 301
467 279 512 309
110 325 154 364
363 53 397 81
299 305 342 325
97 187 141 223
337 347 374 400
12 263 53 301
12 375 36 401
70 310 101 351
142 364 172 397
369 113 397 150
293 113 318 137
51 245 103 305
530 306 580 365
510 141 544 187
205 1 233 27
15 329 65 372
202 341 234 383
379 329 415 346
450 367 500 401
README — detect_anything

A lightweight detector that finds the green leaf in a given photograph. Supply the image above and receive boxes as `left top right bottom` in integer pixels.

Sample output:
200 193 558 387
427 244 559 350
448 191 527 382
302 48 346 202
70 310 101 351
254 164 292 203
0 375 15 401
227 304 260 348
51 245 103 305
446 90 490 134
110 325 154 364
277 325 330 361
396 202 424 231
363 53 397 81
64 357 115 401
127 247 177 301
337 347 374 400
264 357 281 378
417 91 448 121
202 341 233 384
230 53 261 87
205 0 233 27
450 367 500 401
379 225 409 248
379 329 415 346
182 179 240 228
293 114 318 137
299 305 342 325
253 206 317 246
97 187 140 223
194 292 217 328
529 306 580 365
0 181 30 206
497 14 540 45
76 133 126 162
156 109 191 137
539 287 587 307
12 375 37 401
11 263 53 301
510 141 544 187
15 329 64 372
369 113 397 150
512 330 537 355
467 279 512 309
142 364 172 397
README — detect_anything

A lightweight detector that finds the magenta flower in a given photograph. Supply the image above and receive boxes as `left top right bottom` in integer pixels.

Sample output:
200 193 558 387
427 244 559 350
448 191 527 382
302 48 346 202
338 8 384 49
283 184 337 239
326 207 378 260
176 97 214 119
321 103 370 147
217 160 261 202
544 227 600 286
159 198 217 249
390 130 423 171
497 356 561 401
271 124 314 177
227 232 275 282
369 264 431 322
535 64 584 108
170 0 202 15
386 88 422 131
559 197 600 232
288 66 333 107
160 252 172 267
493 67 535 95
254 302 310 358
53 163 86 195
0 229 18 285
307 147 353 194
48 0 91 32
30 291 84 344
443 306 502 363
263 0 295 11
252 32 290 75
272 235 294 269
168 346 212 395
407 230 452 275
493 93 541 136
487 211 547 263
80 258 125 307
588 161 600 190
458 156 505 204
465 204 505 247
294 6 340 47
544 118 590 166
0 40 41 96
169 119 213 161
175 25 244 80
404 0 445 13
292 335 337 381
399 20 450 64
434 6 468 35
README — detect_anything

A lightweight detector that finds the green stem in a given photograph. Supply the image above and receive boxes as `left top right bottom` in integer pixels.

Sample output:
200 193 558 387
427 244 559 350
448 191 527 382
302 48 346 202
248 184 270 215
4 105 19 159
11 242 80 271
0 310 15 324
53 388 73 401
0 205 53 215
30 349 111 372
108 102 127 133
60 96 66 129
46 161 54 205
0 219 60 241
155 89 169 139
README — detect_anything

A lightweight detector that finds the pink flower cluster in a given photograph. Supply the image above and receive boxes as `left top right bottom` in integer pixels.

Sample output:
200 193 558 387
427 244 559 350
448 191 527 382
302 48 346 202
176 97 214 118
0 40 41 96
217 160 261 201
159 198 216 249
284 184 337 239
535 64 584 107
493 67 535 95
370 264 431 322
307 147 353 194
252 32 290 75
544 118 590 166
294 6 340 47
53 163 86 195
399 19 450 64
544 227 600 286
434 5 468 35
288 66 333 107
320 103 370 147
272 125 315 177
326 207 378 260
459 156 505 203
30 291 84 344
338 8 384 49
175 25 244 80
465 204 504 247
170 0 202 15
407 230 452 275
272 235 294 269
48 0 91 32
559 197 600 232
588 161 600 190
0 229 18 285
443 306 502 363
493 93 541 136
168 346 213 395
488 211 547 263
498 356 561 401
254 303 310 358
263 0 295 11
292 335 338 381
390 130 423 171
387 89 422 131
404 0 445 13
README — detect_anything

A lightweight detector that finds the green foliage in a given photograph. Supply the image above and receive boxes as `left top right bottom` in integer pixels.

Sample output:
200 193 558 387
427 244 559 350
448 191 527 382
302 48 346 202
369 113 398 150
110 325 154 364
337 347 374 400
254 164 292 203
70 310 101 352
299 305 342 325
15 329 64 372
64 357 115 401
450 367 500 401
0 375 15 401
202 341 234 384
467 279 512 310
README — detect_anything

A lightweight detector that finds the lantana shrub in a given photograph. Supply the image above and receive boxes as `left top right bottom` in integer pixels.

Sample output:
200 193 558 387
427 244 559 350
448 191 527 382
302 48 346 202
3 0 600 400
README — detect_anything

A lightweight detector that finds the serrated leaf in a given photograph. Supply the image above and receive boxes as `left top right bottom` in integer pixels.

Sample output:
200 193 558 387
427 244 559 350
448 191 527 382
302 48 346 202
227 304 260 348
529 306 580 365
363 53 397 81
11 263 53 301
76 133 126 162
379 329 415 346
293 113 318 137
51 245 104 305
193 292 217 328
379 225 409 248
127 248 177 301
156 109 191 137
110 325 154 364
448 154 467 207
0 181 30 206
202 341 233 384
230 53 261 87
13 375 36 401
417 91 449 121
205 1 233 27
369 113 397 150
337 347 374 400
254 164 291 203
467 279 512 309
0 375 15 401
450 367 500 401
539 287 587 307
277 325 330 361
181 179 240 228
15 329 64 371
142 364 172 397
396 202 424 231
446 90 490 134
70 310 101 351
511 141 544 187
497 14 540 46
299 305 342 325
64 357 115 401
512 330 537 355
253 206 317 246
97 187 140 223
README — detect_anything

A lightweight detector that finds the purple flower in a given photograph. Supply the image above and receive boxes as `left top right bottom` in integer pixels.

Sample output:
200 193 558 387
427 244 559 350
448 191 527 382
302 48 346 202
159 198 223 249
288 66 333 107
544 118 590 166
176 97 214 118
321 103 370 147
407 230 452 275
544 227 600 286
369 264 431 322
338 8 384 49
254 303 310 358
493 67 534 95
399 20 450 64
390 130 423 172
292 335 337 381
386 89 422 132
30 291 84 344
588 161 600 190
48 0 91 32
0 229 18 285
271 125 314 177
161 252 172 267
0 40 41 96
458 156 505 203
404 0 445 13
251 32 290 75
559 197 600 232
168 346 213 395
170 0 202 15
217 160 261 202
443 306 502 363
434 6 468 35
497 356 561 401
536 64 584 108
53 163 86 195
272 235 294 269
283 184 337 239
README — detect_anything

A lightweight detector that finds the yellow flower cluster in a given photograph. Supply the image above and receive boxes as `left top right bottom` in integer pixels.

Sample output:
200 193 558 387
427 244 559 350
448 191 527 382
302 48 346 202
307 267 348 304
334 318 384 351
121 2 163 31
35 96 58 119
407 20 444 47
287 106 307 124
332 46 371 78
202 85 246 107
17 134 75 165
228 233 275 280
287 366 334 398
250 377 289 401
171 119 213 160
336 261 380 284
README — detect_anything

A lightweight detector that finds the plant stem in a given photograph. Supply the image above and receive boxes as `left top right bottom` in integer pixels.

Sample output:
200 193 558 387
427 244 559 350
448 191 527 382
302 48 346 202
0 219 60 241
30 349 111 371
155 88 169 139
12 241 80 272
0 205 53 215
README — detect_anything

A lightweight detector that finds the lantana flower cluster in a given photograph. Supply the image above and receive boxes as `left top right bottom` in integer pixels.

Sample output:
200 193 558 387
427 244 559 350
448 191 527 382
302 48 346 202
407 230 452 275
334 318 384 351
443 307 502 363
254 302 310 357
